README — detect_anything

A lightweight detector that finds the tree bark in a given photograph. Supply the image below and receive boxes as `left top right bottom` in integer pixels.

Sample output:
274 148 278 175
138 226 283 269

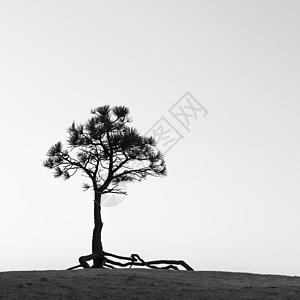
92 191 104 267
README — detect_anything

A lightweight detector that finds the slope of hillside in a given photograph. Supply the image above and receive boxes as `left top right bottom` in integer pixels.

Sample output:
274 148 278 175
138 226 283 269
1 269 300 299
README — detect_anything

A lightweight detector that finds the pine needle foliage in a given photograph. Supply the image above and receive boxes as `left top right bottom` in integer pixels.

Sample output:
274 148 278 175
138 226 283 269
43 105 167 195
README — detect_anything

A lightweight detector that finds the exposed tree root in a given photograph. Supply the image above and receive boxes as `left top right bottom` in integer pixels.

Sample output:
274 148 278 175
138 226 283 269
67 251 194 271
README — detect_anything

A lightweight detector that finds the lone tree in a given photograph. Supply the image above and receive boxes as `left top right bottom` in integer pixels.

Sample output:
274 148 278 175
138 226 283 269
44 105 193 271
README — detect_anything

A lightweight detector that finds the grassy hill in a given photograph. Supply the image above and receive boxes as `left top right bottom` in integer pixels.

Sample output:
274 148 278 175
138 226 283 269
1 268 300 299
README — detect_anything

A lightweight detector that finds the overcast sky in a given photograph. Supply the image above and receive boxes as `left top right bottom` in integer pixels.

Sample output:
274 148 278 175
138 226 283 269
0 0 299 276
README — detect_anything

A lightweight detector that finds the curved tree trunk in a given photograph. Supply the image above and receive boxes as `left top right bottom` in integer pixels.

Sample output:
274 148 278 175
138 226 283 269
92 191 104 267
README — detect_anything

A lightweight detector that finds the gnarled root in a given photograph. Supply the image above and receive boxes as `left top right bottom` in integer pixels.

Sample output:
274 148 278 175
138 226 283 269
67 252 107 270
68 251 193 271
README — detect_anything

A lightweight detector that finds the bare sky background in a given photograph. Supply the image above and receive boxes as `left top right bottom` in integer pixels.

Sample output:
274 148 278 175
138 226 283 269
0 0 299 275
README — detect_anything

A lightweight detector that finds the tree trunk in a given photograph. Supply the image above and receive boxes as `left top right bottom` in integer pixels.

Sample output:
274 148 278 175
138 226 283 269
92 191 104 267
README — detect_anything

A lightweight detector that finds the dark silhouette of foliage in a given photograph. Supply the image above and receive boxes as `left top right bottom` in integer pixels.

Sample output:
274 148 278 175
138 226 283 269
44 105 166 189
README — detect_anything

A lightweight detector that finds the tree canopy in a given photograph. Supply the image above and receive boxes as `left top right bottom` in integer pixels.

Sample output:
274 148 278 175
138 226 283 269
43 105 167 196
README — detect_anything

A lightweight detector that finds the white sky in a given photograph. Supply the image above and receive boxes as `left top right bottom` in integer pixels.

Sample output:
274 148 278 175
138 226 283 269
0 0 299 276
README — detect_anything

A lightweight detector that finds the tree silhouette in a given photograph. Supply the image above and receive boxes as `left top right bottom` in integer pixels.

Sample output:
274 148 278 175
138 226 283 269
44 105 193 271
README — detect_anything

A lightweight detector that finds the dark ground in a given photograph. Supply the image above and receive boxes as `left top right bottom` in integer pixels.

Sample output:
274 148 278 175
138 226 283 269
1 268 300 299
